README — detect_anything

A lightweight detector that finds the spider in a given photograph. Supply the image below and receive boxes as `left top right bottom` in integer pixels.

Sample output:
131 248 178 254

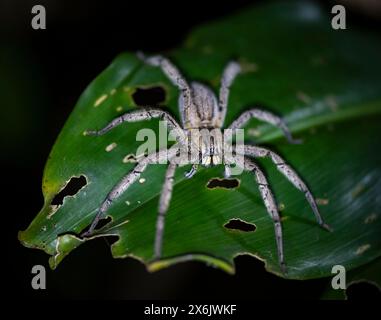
83 53 331 272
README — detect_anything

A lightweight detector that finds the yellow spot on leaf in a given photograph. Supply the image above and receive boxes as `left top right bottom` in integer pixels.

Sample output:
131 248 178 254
123 154 137 163
248 128 261 137
355 244 371 255
316 198 329 205
47 205 59 219
116 106 123 112
94 94 108 107
105 142 117 152
139 178 146 184
238 57 258 73
123 86 133 94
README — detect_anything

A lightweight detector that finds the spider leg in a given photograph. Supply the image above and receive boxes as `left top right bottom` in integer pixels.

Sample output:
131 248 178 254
243 157 286 273
184 164 198 179
243 145 331 231
228 108 301 144
82 148 176 236
224 164 232 178
137 53 198 129
218 61 242 127
85 107 186 143
154 163 177 259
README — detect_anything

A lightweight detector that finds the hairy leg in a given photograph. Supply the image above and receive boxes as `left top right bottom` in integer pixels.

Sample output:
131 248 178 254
224 165 232 178
85 107 186 143
243 145 331 231
243 157 286 272
154 163 177 259
228 108 301 144
82 148 177 236
184 164 198 178
137 53 199 129
218 61 242 127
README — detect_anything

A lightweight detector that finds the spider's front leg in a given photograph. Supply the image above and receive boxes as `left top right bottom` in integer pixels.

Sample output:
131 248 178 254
137 53 198 129
84 108 186 143
228 109 301 144
218 61 242 127
82 148 177 237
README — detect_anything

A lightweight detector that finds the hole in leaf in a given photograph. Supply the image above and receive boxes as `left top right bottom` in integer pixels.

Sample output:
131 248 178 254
51 175 87 206
104 235 119 246
132 86 166 106
207 178 240 189
94 216 112 230
224 218 256 232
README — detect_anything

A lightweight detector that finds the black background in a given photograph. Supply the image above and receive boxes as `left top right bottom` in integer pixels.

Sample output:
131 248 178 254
1 0 380 299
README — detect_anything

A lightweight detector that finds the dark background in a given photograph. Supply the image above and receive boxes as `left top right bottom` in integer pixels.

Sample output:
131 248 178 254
1 0 380 299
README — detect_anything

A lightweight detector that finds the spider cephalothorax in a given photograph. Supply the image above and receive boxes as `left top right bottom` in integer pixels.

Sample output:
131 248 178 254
83 53 331 272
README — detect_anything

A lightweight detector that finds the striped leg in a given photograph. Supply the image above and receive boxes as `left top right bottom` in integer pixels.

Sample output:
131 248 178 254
154 163 177 259
243 145 331 231
228 108 301 144
83 149 176 236
137 53 199 129
85 107 186 143
218 61 242 127
244 157 286 272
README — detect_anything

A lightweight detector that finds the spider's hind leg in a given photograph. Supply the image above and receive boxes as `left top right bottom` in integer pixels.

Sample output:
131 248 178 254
243 145 331 232
243 157 287 273
154 163 177 259
82 149 175 237
82 160 149 237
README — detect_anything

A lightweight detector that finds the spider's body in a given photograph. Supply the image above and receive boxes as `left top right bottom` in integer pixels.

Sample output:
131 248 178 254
84 54 331 272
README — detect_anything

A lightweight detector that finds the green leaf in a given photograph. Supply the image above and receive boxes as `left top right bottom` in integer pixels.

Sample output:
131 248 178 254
19 1 381 279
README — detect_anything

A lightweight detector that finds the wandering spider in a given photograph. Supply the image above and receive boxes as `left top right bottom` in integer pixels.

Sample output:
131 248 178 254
83 53 331 272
